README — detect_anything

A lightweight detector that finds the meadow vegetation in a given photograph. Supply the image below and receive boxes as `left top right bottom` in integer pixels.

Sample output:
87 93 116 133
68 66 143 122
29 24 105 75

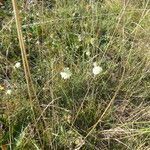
0 0 150 149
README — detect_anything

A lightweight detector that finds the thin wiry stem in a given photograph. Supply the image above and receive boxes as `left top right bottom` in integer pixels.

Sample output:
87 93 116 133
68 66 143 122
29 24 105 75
84 67 126 139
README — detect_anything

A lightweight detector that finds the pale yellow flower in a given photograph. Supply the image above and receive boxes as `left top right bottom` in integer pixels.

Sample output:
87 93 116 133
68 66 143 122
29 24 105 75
0 85 4 90
6 89 12 95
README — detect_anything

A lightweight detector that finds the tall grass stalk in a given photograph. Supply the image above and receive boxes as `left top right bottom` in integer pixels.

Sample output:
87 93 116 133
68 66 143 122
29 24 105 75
11 0 37 109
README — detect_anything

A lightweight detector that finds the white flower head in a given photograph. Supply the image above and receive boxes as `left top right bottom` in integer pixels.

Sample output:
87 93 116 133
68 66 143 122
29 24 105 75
78 35 82 42
14 62 21 68
36 40 40 45
60 67 72 79
28 0 34 4
85 50 90 56
92 62 103 75
6 89 12 95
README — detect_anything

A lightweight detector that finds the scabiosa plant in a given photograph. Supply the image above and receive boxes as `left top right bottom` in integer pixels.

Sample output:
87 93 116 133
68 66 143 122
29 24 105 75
14 62 21 68
92 62 103 75
60 67 72 79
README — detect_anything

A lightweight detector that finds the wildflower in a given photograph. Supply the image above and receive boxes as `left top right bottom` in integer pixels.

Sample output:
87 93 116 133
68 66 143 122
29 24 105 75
36 40 40 45
78 35 82 42
28 0 34 4
50 34 54 38
85 50 90 56
90 38 95 45
6 89 12 95
75 137 85 150
0 85 4 90
60 68 72 79
84 23 88 28
14 62 21 68
86 4 92 11
64 114 71 124
76 45 79 49
92 62 103 75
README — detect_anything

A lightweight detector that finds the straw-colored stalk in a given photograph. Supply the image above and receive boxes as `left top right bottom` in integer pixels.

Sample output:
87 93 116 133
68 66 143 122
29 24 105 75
11 0 37 107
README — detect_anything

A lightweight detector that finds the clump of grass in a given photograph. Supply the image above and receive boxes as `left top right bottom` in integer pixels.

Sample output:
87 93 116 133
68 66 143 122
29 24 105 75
0 0 150 149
